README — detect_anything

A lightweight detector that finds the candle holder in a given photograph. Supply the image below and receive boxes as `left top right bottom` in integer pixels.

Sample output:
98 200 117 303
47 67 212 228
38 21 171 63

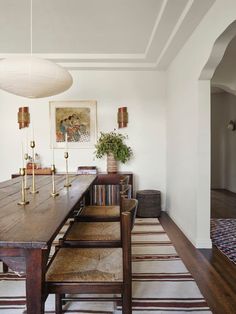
64 151 71 187
17 168 29 206
24 153 30 190
51 164 59 197
30 140 39 194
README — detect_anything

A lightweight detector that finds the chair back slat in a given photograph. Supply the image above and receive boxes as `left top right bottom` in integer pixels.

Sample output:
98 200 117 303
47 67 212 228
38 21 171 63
120 185 130 197
119 175 130 201
121 212 132 280
120 197 138 229
120 175 130 186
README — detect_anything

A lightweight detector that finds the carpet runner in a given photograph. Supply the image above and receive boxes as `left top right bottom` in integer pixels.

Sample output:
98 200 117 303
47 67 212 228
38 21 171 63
0 218 211 313
211 218 236 264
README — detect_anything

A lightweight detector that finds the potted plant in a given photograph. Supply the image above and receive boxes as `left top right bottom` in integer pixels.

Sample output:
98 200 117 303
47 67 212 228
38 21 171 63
95 131 132 173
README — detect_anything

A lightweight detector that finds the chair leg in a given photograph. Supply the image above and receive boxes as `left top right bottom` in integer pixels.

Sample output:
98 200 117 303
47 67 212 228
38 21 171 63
61 293 66 305
122 284 132 314
2 263 8 273
55 294 63 314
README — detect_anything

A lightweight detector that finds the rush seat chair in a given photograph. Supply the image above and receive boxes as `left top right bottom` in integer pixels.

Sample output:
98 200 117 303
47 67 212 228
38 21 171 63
61 198 137 248
77 175 130 222
45 211 133 314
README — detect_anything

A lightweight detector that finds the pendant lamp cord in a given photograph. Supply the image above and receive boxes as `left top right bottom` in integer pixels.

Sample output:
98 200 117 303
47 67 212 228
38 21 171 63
30 0 32 55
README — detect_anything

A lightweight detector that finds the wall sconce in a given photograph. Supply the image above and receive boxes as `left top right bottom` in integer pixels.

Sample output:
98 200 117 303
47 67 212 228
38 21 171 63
227 120 235 131
18 107 30 129
117 107 128 128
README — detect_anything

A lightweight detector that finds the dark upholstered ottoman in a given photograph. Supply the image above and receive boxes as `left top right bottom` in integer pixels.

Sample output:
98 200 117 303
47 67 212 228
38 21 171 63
136 190 161 218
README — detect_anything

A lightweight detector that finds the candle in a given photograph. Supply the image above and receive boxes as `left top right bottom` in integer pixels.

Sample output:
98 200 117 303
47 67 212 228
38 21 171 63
65 132 68 151
21 142 24 168
32 124 34 141
26 128 29 155
52 147 55 165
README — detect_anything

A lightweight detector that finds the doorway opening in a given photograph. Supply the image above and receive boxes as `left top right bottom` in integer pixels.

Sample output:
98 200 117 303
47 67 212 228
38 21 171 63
211 35 236 220
199 21 236 268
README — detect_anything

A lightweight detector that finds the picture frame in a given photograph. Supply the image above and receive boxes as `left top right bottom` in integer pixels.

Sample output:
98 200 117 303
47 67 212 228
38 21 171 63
49 100 97 149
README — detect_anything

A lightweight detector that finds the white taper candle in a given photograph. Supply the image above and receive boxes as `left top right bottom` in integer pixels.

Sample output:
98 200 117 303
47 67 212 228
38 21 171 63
65 132 68 151
26 128 29 155
52 147 55 165
21 142 24 168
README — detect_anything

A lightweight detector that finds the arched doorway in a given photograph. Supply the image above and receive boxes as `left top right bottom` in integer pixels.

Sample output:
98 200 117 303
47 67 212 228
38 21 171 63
198 20 236 248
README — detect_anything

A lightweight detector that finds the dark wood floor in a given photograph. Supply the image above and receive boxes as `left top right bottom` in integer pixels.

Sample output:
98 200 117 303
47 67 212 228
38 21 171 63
211 189 236 218
159 209 236 314
200 189 236 313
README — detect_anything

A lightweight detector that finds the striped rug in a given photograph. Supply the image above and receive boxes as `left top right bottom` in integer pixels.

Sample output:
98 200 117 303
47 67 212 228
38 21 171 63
0 218 211 313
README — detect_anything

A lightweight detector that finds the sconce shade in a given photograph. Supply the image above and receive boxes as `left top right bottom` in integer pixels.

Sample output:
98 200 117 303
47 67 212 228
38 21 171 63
118 106 128 128
0 56 73 98
18 106 30 129
227 120 235 131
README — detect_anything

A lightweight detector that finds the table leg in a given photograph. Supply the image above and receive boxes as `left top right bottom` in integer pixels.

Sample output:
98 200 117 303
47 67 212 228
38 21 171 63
25 248 48 314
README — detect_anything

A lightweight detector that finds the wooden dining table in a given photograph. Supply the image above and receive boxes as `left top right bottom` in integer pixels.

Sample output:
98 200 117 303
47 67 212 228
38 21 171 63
0 174 96 314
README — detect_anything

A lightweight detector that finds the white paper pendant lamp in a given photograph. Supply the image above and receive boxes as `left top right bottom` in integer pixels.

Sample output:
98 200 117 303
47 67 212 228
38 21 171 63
0 56 73 98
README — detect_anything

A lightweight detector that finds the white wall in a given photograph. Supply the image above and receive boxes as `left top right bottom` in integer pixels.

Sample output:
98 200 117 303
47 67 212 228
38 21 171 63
211 92 226 189
0 70 167 208
166 0 236 248
211 92 236 192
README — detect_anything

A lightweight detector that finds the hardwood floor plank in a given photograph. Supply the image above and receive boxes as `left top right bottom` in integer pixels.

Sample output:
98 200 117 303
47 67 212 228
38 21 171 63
159 212 236 314
211 189 236 218
200 247 236 295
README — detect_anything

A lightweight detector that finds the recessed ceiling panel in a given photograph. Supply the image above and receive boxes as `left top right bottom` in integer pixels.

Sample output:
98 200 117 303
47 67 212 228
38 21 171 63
0 0 30 52
0 0 216 70
33 0 162 54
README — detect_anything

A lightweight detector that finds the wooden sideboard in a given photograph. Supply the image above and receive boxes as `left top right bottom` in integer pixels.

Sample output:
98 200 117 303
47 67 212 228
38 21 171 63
94 172 133 188
88 172 133 205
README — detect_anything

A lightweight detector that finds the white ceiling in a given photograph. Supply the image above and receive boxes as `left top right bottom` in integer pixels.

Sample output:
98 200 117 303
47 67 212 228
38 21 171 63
0 0 215 70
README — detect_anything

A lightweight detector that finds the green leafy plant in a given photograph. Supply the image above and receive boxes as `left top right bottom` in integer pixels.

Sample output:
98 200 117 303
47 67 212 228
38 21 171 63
95 131 132 163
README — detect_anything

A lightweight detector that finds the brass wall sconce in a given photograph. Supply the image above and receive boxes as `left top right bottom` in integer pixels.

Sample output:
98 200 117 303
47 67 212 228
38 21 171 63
118 107 128 128
227 120 235 131
18 107 30 129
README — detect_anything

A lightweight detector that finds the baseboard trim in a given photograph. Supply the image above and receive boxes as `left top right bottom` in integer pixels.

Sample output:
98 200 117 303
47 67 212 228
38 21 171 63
195 238 212 249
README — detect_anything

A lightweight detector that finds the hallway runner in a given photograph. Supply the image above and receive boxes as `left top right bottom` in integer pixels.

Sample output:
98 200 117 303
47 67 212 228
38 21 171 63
0 218 211 313
211 218 236 264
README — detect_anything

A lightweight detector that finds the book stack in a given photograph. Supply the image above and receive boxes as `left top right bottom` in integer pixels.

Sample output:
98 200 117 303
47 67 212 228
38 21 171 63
77 166 98 175
26 167 52 175
90 184 132 206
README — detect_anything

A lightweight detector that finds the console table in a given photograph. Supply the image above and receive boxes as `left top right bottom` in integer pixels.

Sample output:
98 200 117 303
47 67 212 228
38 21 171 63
0 174 96 314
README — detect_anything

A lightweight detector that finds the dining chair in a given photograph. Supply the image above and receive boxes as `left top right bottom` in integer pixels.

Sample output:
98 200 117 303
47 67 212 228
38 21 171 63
45 211 133 314
60 197 137 248
77 175 130 222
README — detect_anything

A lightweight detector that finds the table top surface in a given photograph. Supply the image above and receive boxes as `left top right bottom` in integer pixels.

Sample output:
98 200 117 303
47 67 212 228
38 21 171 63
0 174 96 249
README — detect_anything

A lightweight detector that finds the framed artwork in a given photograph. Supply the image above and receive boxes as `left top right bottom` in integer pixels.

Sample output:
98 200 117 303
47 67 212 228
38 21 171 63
49 100 97 149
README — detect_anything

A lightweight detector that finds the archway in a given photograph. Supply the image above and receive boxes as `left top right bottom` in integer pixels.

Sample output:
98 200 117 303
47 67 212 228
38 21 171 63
197 20 236 247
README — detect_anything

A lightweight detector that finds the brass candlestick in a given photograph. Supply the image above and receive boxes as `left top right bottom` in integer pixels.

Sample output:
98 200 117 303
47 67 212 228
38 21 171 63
64 151 71 187
24 153 30 190
51 164 59 197
17 168 29 205
30 140 39 194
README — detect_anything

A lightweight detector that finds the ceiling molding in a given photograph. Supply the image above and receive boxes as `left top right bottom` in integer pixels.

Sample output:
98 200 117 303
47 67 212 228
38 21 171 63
0 53 146 61
144 0 168 57
154 0 194 68
0 0 215 70
59 62 158 71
